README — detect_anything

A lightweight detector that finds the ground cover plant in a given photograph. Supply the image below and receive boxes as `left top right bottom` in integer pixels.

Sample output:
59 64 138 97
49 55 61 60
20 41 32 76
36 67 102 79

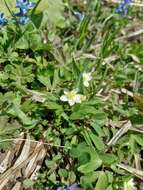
0 0 143 189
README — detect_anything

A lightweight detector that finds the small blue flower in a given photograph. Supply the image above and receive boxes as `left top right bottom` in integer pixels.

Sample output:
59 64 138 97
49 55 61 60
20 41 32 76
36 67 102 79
57 186 67 190
16 0 35 10
15 0 35 25
57 182 77 190
19 16 29 25
116 0 132 15
68 183 77 190
0 12 7 26
16 0 35 15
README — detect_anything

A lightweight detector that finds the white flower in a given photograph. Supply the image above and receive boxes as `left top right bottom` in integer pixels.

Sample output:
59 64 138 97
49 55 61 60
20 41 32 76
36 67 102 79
82 72 92 87
124 179 136 190
60 90 86 106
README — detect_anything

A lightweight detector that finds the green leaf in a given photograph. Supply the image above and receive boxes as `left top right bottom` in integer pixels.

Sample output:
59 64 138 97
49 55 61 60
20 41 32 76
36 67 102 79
134 135 143 146
82 130 94 148
0 116 20 149
89 133 105 151
33 0 65 28
71 106 106 121
130 114 143 125
72 58 80 79
91 121 105 137
94 172 108 190
7 104 36 127
58 169 68 178
45 101 63 111
76 16 90 49
15 31 42 50
70 106 96 120
80 172 99 189
69 171 76 182
71 141 103 175
52 68 60 90
31 12 43 28
106 185 113 190
32 0 49 13
23 179 34 187
77 147 102 173
130 134 143 154
37 74 51 88
99 153 118 165
0 0 15 17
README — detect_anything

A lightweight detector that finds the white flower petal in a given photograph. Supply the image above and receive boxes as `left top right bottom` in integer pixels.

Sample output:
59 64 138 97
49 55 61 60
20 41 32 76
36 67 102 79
71 89 78 94
83 81 89 87
88 75 92 81
68 100 75 106
75 95 82 103
83 72 92 87
61 89 85 106
64 90 68 95
60 95 68 102
124 179 136 190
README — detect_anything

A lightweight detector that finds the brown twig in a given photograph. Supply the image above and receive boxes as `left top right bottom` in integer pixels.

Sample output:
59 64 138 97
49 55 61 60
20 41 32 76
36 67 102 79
0 138 71 149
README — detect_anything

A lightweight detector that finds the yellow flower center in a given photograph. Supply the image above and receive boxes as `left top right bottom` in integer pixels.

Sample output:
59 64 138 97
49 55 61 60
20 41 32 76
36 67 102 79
127 186 133 190
67 91 77 100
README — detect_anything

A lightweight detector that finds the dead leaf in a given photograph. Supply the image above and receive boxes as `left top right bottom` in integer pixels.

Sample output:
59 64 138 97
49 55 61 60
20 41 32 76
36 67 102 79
107 121 132 146
134 94 143 112
0 133 47 190
117 163 143 180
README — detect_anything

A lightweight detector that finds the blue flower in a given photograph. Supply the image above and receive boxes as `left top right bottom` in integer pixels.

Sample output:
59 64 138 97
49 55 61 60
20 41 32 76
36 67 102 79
57 182 77 190
0 12 7 26
19 16 29 25
116 0 132 15
16 0 35 15
15 0 35 25
16 0 35 10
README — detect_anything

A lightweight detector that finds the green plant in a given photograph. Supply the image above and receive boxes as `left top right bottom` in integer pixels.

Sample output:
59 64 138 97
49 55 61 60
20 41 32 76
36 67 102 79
0 0 143 189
